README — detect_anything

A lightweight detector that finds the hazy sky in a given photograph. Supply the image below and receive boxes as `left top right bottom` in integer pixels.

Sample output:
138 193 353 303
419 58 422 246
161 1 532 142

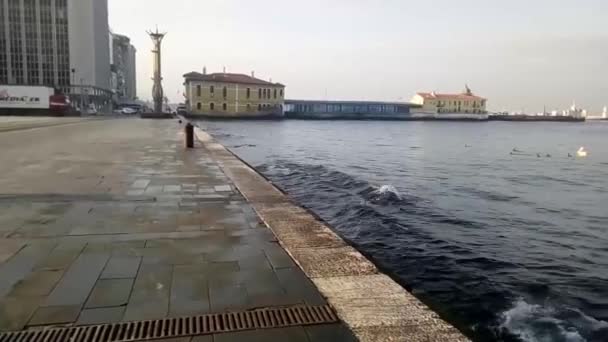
109 0 607 113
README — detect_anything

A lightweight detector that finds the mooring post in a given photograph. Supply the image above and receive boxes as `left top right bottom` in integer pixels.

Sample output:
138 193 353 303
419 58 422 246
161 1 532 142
185 123 194 148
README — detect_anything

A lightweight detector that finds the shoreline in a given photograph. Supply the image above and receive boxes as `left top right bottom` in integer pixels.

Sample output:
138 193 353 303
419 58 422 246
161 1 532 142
193 124 471 341
184 113 589 122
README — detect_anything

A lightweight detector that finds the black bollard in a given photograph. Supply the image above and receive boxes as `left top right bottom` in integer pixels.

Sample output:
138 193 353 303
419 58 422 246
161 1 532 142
185 123 194 148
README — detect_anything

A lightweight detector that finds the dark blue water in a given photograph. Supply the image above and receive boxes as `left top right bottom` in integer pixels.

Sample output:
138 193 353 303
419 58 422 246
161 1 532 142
198 120 608 342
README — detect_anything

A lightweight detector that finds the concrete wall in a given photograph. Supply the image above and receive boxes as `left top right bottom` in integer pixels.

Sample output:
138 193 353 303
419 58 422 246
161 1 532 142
187 81 285 115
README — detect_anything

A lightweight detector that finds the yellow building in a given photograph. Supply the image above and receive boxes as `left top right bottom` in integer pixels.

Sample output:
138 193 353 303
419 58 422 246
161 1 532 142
410 86 487 114
183 70 285 118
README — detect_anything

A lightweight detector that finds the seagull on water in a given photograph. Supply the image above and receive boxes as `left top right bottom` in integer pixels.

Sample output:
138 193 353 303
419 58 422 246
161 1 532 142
577 147 588 157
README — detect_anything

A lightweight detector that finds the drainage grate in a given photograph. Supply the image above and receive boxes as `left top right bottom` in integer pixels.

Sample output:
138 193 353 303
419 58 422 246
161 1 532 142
0 305 338 342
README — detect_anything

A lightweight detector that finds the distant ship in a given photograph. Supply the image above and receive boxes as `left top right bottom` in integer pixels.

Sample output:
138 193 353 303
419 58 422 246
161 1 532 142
488 115 585 122
586 106 608 121
488 102 586 122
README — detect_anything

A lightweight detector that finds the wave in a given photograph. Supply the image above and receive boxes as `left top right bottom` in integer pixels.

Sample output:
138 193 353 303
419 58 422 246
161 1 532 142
455 186 522 203
362 184 403 204
500 299 608 342
232 144 257 148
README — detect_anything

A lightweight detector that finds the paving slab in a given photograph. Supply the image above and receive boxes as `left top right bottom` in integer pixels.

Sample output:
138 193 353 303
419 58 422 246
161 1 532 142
0 242 56 297
123 265 172 321
263 244 298 269
131 179 151 189
274 267 326 306
28 305 81 326
9 269 64 296
214 185 232 192
85 278 134 308
34 245 84 271
100 255 141 279
44 252 109 307
169 266 210 317
0 296 42 331
208 284 249 313
0 241 25 263
77 307 125 325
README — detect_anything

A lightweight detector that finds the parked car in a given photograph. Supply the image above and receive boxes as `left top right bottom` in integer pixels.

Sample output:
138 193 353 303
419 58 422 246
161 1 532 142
86 105 98 115
121 107 138 115
177 104 188 115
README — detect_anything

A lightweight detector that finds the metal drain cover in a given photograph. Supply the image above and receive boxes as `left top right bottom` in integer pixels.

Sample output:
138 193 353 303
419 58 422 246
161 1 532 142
0 305 338 342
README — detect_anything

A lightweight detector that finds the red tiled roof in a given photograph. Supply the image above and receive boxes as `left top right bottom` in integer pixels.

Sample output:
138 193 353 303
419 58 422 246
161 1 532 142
183 72 284 87
417 92 485 100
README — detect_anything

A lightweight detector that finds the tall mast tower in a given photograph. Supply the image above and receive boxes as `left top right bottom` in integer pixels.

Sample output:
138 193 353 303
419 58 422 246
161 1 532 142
147 27 166 113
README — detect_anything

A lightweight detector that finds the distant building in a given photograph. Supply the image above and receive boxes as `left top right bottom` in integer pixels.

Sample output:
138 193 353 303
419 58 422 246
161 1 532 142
410 86 487 114
183 70 285 118
110 32 137 102
285 100 413 119
0 0 112 110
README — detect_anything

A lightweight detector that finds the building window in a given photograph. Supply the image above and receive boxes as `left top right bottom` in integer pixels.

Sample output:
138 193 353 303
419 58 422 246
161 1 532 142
258 88 262 98
280 89 283 97
196 85 201 96
222 87 227 98
210 103 215 110
247 104 251 111
246 88 250 99
210 86 215 95
274 89 277 99
258 104 262 111
223 103 227 111
196 102 201 110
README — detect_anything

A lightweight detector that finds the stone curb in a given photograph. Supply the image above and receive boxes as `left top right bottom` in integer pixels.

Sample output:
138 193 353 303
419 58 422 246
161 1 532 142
193 126 470 342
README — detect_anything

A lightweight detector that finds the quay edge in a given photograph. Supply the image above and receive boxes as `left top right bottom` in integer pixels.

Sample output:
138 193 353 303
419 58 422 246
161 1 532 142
193 126 471 342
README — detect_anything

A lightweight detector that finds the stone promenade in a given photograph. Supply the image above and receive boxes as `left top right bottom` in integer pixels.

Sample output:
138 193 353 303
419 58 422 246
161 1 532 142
0 118 355 341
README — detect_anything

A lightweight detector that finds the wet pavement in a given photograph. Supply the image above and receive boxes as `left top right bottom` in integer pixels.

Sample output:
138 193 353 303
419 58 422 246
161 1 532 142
0 118 355 341
0 116 87 133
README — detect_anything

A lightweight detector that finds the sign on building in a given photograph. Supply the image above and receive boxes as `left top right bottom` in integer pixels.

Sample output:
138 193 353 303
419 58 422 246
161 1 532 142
0 85 52 109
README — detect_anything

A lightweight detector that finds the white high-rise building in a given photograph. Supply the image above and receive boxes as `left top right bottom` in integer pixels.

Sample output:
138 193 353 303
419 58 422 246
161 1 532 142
0 0 112 109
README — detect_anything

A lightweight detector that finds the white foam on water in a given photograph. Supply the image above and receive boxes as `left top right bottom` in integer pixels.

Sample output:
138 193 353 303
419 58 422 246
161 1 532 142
500 299 608 342
371 185 402 200
264 164 292 176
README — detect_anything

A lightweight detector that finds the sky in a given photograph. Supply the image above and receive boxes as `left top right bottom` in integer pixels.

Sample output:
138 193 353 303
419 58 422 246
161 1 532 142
109 0 608 113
